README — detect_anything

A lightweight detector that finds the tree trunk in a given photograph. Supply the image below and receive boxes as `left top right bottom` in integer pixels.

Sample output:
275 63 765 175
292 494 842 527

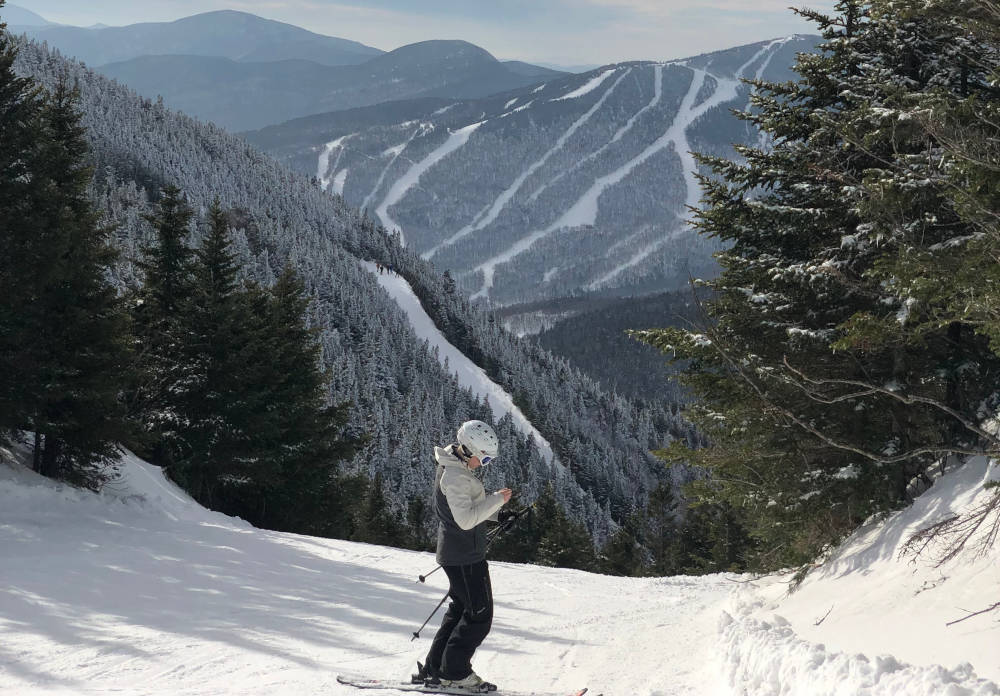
40 436 61 479
32 431 42 473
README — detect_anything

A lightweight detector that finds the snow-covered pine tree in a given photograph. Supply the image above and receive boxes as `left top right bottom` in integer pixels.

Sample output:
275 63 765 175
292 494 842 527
129 185 197 467
638 0 1000 569
0 17 130 488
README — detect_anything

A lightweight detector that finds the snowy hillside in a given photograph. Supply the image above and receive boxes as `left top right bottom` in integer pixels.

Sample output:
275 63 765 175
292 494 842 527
246 37 816 307
2 445 997 695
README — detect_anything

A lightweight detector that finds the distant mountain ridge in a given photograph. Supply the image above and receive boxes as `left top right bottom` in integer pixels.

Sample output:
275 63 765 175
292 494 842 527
8 9 383 67
97 39 563 131
244 36 819 308
2 5 49 26
8 10 566 132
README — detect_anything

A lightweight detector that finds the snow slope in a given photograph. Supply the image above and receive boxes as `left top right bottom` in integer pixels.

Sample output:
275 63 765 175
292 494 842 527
361 262 555 464
373 122 483 245
726 456 1000 694
1 444 998 695
0 446 730 696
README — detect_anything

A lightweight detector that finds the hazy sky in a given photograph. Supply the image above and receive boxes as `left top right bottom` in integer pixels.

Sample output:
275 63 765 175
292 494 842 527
16 1 836 67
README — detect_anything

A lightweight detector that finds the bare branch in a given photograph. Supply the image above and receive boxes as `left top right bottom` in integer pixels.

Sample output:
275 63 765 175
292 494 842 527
946 601 1000 627
782 357 1000 449
902 488 1000 566
814 605 835 626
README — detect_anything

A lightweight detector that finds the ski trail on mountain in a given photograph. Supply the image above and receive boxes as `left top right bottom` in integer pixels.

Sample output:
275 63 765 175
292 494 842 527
422 68 630 261
362 125 424 214
317 134 352 192
374 122 483 245
360 261 555 464
529 64 664 203
590 39 787 289
553 67 616 101
469 66 709 300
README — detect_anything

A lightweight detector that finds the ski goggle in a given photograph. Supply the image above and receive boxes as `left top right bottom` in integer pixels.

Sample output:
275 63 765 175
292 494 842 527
480 455 495 466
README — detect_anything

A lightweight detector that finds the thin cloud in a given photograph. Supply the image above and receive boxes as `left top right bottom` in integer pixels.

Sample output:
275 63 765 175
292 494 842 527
579 0 831 17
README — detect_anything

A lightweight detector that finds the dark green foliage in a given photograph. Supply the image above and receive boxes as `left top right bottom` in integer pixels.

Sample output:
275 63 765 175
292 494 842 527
352 471 408 546
128 185 197 464
534 290 704 404
490 484 599 571
637 0 1000 570
0 20 130 488
128 193 365 535
599 515 644 576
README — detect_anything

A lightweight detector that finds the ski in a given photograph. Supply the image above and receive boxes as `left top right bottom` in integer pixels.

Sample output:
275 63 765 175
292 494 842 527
336 673 592 696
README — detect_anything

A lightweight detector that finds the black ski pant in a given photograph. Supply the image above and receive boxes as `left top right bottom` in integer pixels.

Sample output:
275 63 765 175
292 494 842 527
424 559 493 681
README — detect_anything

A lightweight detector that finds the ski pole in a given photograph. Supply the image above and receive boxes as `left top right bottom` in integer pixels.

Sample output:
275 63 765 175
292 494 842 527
418 565 442 583
411 591 449 641
415 504 533 583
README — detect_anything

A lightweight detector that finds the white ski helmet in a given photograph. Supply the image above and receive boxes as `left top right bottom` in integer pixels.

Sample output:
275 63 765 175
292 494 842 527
456 420 499 463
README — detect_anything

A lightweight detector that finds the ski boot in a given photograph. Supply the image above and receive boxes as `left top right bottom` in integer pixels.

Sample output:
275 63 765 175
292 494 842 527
439 671 497 693
412 661 441 686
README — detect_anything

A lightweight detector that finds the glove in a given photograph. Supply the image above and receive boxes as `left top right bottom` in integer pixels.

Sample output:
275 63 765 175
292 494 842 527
497 507 517 525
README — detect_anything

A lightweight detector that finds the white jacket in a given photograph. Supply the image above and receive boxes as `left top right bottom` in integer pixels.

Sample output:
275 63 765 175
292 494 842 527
433 445 504 564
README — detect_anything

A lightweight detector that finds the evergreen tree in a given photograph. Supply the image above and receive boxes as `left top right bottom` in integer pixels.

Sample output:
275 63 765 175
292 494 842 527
129 185 196 465
532 485 598 571
353 471 406 545
0 40 130 487
0 10 48 444
638 0 1000 569
599 514 643 576
171 200 246 503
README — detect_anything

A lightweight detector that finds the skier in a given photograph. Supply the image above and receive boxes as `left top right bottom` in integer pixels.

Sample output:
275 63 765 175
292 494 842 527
414 420 512 693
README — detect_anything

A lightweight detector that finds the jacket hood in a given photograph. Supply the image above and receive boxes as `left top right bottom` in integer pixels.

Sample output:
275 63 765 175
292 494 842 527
434 445 469 470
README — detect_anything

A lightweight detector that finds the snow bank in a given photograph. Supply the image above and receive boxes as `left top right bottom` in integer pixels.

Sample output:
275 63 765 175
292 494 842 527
720 601 999 696
723 456 1000 694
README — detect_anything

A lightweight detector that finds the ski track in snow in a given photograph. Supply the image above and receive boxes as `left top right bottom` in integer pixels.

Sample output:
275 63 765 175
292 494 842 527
362 125 425 214
422 69 630 261
469 64 714 300
587 40 787 290
553 68 616 101
529 64 664 204
317 134 353 192
373 122 483 246
360 261 554 464
331 168 349 196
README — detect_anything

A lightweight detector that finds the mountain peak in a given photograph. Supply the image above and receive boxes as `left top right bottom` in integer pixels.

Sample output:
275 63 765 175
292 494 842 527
378 40 500 67
4 4 51 26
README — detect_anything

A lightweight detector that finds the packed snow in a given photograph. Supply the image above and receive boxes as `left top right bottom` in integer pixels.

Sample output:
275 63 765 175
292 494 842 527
553 69 617 101
1 439 998 695
424 69 629 261
374 122 483 245
318 134 353 193
361 262 554 464
363 125 426 214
